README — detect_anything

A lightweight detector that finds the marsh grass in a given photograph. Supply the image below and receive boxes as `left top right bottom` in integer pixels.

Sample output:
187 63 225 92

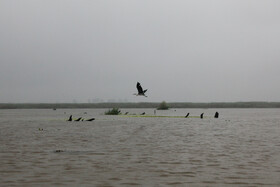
105 108 121 115
157 101 169 110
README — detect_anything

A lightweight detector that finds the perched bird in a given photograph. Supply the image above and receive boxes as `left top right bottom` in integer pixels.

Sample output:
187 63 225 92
200 113 204 119
185 113 190 118
214 112 219 118
67 115 73 121
86 118 95 121
134 82 148 97
141 112 145 115
75 117 82 121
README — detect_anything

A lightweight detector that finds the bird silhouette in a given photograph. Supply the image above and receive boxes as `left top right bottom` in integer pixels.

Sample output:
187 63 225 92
75 117 82 121
214 112 219 118
134 82 148 97
67 115 73 121
200 113 204 119
86 118 95 121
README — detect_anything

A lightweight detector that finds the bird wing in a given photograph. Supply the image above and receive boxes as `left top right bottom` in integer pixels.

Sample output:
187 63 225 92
137 82 143 93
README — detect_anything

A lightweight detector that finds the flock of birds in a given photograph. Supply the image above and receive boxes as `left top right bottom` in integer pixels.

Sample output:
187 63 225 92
133 82 219 119
67 82 148 122
66 82 219 121
67 115 95 122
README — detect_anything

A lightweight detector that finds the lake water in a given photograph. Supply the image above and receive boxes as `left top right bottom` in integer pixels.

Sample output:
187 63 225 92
0 108 280 186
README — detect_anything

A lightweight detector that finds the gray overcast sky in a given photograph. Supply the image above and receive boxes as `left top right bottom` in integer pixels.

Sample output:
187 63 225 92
1 0 280 103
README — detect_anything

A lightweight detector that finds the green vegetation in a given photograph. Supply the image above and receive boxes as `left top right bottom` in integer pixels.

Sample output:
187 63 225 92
105 108 121 115
157 101 169 110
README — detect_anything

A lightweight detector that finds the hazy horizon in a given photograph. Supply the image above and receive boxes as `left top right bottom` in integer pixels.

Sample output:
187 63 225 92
1 0 280 103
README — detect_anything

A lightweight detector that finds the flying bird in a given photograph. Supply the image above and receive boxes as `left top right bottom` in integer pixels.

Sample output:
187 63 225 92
134 82 148 97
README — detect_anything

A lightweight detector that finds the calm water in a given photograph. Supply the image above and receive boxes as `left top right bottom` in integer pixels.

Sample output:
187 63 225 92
0 108 280 186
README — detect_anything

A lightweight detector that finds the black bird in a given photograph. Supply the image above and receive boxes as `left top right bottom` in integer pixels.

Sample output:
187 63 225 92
200 113 204 119
141 112 145 115
214 112 219 118
67 115 73 121
185 113 190 118
75 117 82 121
134 82 148 97
86 118 95 121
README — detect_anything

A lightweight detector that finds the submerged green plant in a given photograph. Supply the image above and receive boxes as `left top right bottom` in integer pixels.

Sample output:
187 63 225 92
105 108 121 115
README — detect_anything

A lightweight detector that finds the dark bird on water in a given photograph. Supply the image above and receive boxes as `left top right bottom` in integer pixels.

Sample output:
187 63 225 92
75 117 82 121
185 113 190 118
67 115 72 121
134 82 148 97
214 112 219 118
200 113 204 119
86 118 95 121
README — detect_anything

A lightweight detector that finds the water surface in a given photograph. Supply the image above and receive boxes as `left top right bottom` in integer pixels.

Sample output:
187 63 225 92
0 108 280 186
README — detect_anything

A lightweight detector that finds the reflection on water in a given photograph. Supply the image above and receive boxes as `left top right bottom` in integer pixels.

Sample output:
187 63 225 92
0 108 280 186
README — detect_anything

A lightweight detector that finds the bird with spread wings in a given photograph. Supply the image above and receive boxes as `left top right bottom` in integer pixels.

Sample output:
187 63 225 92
134 82 148 97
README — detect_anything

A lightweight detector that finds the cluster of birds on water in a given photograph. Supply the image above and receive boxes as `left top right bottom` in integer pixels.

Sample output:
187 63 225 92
184 112 219 119
132 82 219 119
67 115 95 122
66 82 219 121
67 82 147 122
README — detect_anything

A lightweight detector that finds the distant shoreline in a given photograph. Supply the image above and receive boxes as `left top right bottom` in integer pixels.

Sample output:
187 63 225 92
1 102 280 109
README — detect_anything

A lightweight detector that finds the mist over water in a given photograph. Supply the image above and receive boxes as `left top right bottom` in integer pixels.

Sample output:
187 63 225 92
1 108 280 186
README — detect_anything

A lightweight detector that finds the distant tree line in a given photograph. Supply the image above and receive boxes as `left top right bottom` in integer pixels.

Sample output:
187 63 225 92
1 102 280 109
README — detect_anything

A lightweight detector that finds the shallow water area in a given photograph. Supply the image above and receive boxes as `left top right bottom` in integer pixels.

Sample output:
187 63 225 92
0 108 280 186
